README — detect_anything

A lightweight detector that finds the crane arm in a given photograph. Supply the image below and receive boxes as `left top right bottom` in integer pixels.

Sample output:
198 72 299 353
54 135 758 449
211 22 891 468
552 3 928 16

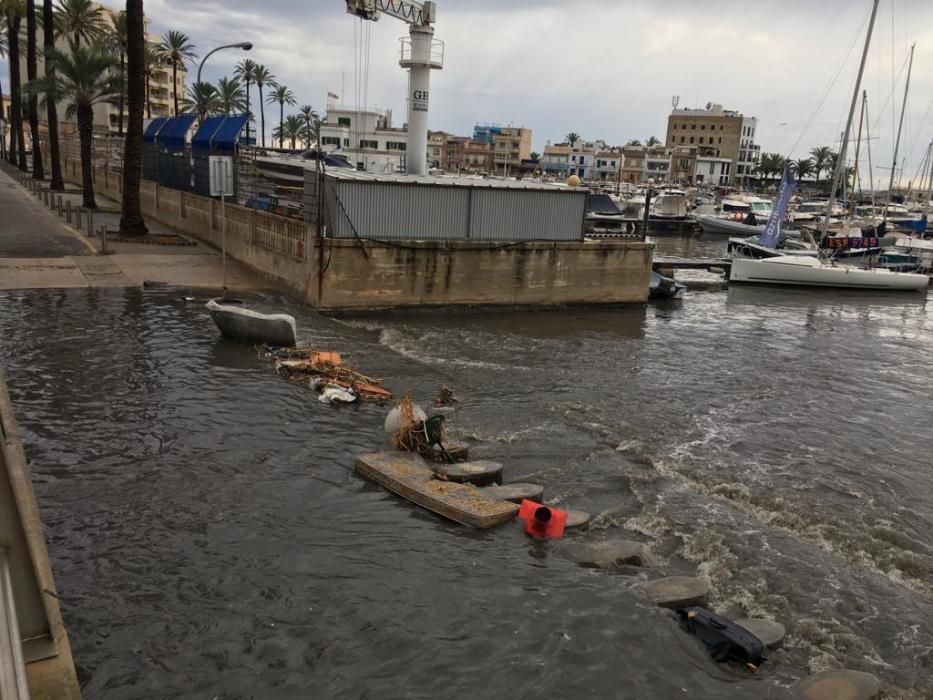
345 0 435 26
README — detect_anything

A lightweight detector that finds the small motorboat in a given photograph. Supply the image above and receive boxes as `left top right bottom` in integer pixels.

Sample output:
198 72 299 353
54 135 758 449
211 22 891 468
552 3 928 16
206 300 297 346
730 255 929 291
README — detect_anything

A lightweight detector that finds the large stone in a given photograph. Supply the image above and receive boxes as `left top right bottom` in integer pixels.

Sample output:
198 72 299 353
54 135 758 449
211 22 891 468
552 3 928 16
735 618 786 650
564 509 592 529
435 460 503 487
794 670 881 700
632 576 710 609
442 440 470 462
571 539 643 568
481 483 544 504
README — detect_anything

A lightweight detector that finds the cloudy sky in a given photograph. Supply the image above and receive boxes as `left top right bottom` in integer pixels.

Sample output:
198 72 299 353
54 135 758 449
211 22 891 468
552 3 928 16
5 0 933 187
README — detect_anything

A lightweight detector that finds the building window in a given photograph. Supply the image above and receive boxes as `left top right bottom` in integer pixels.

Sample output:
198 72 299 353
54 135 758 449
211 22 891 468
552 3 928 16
338 117 351 127
359 139 378 149
689 137 694 144
691 124 696 130
680 136 685 144
321 136 340 146
718 137 722 144
387 141 406 151
701 124 706 130
343 138 350 147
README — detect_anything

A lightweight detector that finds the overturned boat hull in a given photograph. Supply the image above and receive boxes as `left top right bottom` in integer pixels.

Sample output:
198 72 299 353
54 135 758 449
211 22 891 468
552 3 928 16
206 300 297 346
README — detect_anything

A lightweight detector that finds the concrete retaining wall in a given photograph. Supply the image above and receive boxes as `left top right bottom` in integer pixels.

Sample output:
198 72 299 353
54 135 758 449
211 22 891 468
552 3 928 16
59 157 653 309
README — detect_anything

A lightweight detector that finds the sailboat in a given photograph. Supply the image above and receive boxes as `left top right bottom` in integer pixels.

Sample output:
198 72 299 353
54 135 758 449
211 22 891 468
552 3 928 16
730 0 929 293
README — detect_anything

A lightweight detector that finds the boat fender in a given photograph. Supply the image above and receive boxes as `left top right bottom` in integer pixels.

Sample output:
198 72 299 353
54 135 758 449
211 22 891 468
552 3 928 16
677 607 765 669
518 500 567 539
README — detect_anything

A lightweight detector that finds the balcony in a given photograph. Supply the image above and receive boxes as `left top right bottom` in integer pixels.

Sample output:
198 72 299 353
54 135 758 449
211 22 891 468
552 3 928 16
399 36 444 69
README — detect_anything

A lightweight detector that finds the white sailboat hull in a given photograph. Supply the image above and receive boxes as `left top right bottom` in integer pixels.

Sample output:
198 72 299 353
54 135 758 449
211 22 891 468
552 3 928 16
696 215 765 236
730 256 929 291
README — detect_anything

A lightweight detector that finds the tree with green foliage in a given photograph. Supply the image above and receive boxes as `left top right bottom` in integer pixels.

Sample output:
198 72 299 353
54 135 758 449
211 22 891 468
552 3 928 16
267 83 295 149
159 29 195 115
251 64 274 148
2 0 27 169
215 76 245 115
53 0 105 46
646 135 661 147
105 10 127 135
27 40 117 207
234 58 256 141
564 131 580 147
143 44 162 119
298 104 317 148
273 114 303 150
43 0 64 188
810 145 832 186
792 157 814 181
181 81 219 117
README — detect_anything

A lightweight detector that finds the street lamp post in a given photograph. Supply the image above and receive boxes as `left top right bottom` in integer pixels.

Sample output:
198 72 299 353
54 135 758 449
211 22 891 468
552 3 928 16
195 42 253 119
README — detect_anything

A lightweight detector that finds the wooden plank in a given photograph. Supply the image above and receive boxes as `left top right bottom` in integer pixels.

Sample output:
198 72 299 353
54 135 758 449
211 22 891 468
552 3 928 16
354 452 518 529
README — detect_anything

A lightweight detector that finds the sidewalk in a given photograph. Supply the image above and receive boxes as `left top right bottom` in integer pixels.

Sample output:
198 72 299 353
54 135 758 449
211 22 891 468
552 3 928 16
0 167 262 292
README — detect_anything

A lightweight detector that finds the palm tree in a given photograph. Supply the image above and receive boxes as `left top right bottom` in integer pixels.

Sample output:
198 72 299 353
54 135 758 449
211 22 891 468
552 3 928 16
0 16 7 160
646 136 661 147
143 44 161 119
25 0 43 177
2 0 27 169
43 0 64 188
625 139 642 147
267 83 295 149
27 40 116 207
119 0 146 236
529 151 540 161
180 81 219 117
810 145 832 186
53 0 105 46
233 58 256 142
159 29 195 115
274 114 303 150
564 131 580 147
297 104 317 148
105 10 127 135
792 157 814 182
215 76 245 115
251 64 273 148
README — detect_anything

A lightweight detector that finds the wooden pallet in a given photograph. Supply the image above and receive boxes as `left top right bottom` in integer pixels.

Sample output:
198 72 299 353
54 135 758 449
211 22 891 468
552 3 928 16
354 452 519 529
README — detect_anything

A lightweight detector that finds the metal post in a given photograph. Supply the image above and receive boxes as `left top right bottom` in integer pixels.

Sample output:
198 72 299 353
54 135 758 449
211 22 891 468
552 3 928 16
56 195 63 216
99 224 108 254
221 193 227 299
87 208 94 237
75 208 82 230
66 201 72 224
642 184 652 237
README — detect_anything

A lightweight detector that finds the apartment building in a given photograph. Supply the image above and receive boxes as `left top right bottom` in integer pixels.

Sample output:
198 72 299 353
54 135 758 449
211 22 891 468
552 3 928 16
491 127 532 176
20 2 183 134
319 106 409 173
664 103 759 184
427 131 491 173
461 139 492 173
595 148 622 181
541 141 599 179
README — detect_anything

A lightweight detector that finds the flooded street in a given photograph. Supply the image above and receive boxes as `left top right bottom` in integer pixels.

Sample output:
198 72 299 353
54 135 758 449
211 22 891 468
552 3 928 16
2 237 932 698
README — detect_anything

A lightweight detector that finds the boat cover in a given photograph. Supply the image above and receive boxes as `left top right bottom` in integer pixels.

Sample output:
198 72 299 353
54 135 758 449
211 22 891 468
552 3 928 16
587 193 622 216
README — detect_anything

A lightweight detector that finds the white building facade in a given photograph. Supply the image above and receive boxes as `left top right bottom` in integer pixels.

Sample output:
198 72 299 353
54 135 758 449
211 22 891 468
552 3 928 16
319 106 410 173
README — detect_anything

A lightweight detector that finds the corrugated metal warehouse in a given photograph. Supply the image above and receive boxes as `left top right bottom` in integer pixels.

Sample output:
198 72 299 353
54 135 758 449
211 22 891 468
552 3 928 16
304 169 587 242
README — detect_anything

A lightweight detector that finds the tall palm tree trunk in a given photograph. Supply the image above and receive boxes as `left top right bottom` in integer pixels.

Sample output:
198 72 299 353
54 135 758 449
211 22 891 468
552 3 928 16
172 61 178 115
279 102 284 149
117 51 125 135
6 15 27 170
258 85 265 148
43 0 64 189
0 76 5 160
26 0 44 178
120 0 147 235
77 104 96 208
145 71 151 118
243 80 250 142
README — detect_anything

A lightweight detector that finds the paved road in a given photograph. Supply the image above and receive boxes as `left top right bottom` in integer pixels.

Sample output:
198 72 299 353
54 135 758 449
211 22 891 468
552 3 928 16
0 168 93 257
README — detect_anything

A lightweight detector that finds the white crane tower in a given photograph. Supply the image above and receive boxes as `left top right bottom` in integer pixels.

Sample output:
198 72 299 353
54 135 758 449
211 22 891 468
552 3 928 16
345 0 444 176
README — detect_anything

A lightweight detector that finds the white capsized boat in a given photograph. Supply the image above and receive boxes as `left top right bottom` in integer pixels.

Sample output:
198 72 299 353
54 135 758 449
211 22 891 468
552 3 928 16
730 256 929 291
696 215 765 236
206 300 298 346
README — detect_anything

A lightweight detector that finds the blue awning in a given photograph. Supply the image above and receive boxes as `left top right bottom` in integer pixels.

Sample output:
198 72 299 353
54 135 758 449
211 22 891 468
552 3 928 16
143 117 167 144
191 114 249 151
156 114 196 149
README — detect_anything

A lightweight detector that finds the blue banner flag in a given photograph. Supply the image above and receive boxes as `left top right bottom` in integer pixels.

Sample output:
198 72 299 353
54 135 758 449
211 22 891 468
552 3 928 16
759 164 797 249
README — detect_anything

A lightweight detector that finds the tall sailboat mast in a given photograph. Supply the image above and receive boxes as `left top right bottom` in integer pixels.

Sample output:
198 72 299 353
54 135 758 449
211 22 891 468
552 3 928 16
821 0 880 238
883 42 916 222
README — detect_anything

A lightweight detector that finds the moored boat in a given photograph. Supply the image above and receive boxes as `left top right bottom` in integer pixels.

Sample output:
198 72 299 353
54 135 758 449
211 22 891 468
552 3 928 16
729 255 928 291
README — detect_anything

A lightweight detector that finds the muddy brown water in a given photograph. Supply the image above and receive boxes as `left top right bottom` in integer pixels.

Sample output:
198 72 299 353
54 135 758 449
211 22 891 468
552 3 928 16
1 235 932 698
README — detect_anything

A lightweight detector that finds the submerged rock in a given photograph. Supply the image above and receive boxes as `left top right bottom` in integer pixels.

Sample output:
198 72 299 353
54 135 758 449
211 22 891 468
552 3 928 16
793 669 881 700
632 576 710 609
482 483 544 503
735 618 786 649
571 539 644 568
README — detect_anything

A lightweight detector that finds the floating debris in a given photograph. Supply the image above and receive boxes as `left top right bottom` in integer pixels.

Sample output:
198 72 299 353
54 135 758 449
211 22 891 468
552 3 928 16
433 460 503 486
734 618 785 650
207 300 297 347
482 483 544 503
270 348 393 403
319 384 357 404
569 539 644 568
678 607 764 669
632 576 710 609
794 670 881 700
434 385 459 406
354 451 518 529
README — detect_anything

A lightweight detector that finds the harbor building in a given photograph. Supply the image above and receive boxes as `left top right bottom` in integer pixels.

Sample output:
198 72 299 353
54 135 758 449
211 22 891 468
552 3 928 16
541 140 601 180
319 106 409 173
664 103 759 185
595 148 622 181
19 2 181 133
473 123 532 176
427 131 491 173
